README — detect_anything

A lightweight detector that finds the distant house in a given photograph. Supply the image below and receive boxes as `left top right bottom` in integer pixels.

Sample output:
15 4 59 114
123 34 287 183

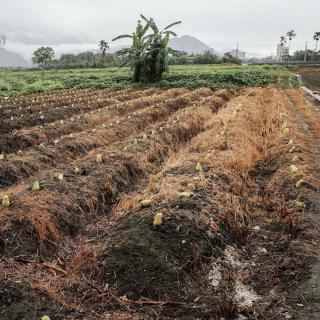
276 44 289 62
226 49 246 61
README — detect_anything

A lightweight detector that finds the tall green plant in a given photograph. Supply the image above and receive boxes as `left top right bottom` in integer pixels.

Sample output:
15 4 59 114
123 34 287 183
140 16 181 82
113 18 152 82
113 15 181 83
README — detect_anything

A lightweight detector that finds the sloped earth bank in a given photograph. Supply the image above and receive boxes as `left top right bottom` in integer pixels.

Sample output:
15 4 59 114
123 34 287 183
0 87 319 319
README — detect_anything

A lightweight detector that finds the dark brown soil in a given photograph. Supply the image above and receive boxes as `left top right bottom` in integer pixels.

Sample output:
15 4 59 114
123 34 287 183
1 87 320 320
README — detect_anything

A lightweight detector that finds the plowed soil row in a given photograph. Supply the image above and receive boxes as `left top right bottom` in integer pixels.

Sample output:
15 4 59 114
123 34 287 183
0 88 235 255
0 89 163 134
0 88 121 116
0 88 231 189
1 87 319 320
0 88 186 154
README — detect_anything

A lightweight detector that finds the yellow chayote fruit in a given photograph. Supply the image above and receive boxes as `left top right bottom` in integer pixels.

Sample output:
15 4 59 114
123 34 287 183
153 212 163 226
195 162 203 172
32 181 40 191
2 195 10 208
140 199 151 207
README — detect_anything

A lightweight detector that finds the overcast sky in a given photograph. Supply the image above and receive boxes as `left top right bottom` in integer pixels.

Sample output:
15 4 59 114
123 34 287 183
1 0 319 58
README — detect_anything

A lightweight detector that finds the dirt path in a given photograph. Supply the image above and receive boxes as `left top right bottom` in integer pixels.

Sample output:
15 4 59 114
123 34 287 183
283 89 320 319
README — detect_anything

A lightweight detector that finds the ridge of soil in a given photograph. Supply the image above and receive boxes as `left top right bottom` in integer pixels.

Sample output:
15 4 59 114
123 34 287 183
1 86 320 319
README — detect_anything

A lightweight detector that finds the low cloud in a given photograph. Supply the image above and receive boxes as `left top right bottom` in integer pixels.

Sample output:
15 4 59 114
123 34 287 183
1 0 319 58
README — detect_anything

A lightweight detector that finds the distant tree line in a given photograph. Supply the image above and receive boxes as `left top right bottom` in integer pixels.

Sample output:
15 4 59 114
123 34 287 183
47 51 117 69
31 42 118 69
290 49 320 62
36 44 320 70
31 15 241 75
32 48 241 70
278 30 320 62
167 50 240 65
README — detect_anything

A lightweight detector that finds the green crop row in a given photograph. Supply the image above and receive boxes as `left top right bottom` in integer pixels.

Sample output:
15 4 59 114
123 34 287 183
0 64 292 97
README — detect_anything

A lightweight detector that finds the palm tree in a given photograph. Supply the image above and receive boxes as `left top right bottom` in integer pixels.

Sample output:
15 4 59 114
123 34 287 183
99 40 109 57
286 30 297 54
278 36 289 63
313 32 320 52
280 36 286 46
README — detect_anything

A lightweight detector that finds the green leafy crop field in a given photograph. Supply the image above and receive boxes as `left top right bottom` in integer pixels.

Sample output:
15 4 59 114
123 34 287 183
0 64 293 97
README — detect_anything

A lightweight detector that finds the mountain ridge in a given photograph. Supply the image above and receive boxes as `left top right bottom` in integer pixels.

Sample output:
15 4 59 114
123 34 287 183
0 35 215 67
169 35 212 54
0 48 30 68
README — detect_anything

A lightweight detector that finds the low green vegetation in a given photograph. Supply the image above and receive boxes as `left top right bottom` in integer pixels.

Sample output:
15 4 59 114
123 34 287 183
0 64 293 97
275 69 300 89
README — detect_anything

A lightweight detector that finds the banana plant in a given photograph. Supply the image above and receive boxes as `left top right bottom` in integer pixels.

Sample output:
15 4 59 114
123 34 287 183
141 16 181 82
113 15 181 83
113 17 153 82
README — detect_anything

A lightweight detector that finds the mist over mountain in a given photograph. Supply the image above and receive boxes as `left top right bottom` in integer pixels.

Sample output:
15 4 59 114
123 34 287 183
110 35 214 55
0 25 98 62
1 31 215 64
0 26 96 45
0 48 30 67
169 35 212 54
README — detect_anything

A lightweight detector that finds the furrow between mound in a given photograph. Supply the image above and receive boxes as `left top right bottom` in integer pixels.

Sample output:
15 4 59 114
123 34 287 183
0 88 160 134
0 88 235 258
0 88 185 154
0 88 215 189
36 87 318 319
0 88 119 117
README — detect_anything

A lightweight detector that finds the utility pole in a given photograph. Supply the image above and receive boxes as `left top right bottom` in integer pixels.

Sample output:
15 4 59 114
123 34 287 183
236 43 239 59
0 34 6 48
304 41 308 62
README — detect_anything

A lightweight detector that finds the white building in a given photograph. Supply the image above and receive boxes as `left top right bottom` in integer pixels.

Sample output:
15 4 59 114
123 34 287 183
276 44 289 62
